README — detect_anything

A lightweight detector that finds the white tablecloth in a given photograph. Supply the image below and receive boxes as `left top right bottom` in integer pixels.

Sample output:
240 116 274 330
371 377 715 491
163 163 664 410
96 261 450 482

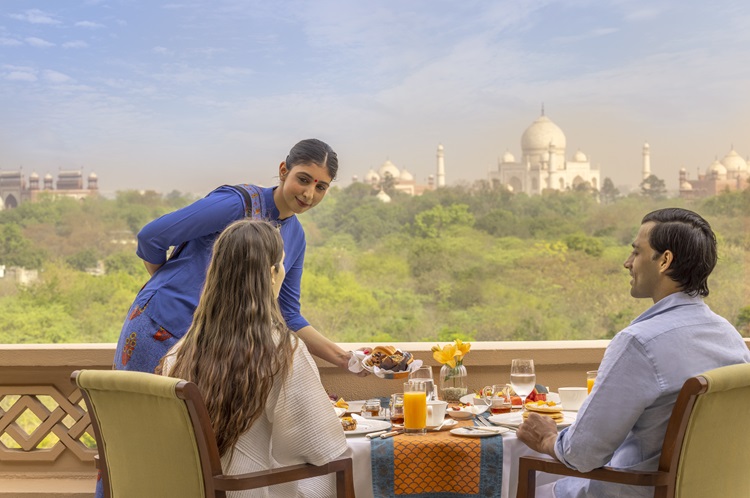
346 432 563 498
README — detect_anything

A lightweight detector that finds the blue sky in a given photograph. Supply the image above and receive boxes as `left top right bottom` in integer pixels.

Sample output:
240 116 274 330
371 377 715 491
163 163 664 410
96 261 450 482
1 0 749 195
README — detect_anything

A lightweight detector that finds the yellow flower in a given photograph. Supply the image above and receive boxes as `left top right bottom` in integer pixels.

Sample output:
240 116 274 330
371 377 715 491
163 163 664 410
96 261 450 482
432 344 458 368
455 339 471 359
432 339 471 368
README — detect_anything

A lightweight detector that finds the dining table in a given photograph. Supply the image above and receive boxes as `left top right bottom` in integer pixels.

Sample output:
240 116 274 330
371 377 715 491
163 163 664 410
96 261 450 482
345 412 566 498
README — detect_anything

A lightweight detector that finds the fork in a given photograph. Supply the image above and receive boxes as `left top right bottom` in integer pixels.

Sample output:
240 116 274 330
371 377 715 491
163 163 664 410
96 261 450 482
477 415 515 432
475 416 491 427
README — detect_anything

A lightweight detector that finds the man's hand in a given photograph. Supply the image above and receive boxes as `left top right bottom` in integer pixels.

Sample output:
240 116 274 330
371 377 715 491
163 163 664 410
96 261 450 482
516 412 560 459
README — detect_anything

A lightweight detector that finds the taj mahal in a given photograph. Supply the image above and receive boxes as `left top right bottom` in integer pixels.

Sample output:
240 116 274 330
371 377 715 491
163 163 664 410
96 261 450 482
356 110 604 200
488 110 600 194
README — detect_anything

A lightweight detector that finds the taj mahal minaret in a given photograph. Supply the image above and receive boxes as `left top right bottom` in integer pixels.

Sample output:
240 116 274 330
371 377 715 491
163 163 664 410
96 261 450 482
437 143 446 187
642 142 651 180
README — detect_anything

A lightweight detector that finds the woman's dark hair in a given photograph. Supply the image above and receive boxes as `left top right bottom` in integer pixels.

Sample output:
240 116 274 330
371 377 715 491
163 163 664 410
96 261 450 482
641 208 717 297
285 138 338 180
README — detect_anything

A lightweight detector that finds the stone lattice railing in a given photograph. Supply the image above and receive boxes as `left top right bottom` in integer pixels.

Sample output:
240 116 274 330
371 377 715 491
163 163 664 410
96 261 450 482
0 385 95 463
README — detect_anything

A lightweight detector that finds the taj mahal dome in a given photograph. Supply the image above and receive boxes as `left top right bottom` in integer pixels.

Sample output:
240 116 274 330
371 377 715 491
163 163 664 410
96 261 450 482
488 110 600 195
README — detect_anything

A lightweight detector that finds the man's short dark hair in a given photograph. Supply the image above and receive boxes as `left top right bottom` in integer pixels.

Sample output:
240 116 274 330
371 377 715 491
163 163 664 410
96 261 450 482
641 208 717 297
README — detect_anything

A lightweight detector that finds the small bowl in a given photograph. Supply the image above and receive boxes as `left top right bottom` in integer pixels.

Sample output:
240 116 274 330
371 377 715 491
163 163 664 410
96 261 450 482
446 404 489 419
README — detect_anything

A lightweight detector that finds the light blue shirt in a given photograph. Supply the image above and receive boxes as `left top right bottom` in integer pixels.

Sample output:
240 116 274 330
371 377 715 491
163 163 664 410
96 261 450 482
553 292 750 498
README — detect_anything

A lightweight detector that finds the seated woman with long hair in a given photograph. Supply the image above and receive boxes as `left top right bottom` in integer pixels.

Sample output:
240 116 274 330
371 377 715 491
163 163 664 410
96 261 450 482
158 219 348 497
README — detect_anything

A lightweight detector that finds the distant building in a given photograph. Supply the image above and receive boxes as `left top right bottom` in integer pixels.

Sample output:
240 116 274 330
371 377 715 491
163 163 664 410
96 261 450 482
0 265 40 285
488 110 601 195
678 148 749 199
0 169 99 209
354 144 446 201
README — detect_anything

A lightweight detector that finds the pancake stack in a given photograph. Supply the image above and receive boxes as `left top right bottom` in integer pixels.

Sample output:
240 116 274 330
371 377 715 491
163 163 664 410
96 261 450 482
522 400 564 423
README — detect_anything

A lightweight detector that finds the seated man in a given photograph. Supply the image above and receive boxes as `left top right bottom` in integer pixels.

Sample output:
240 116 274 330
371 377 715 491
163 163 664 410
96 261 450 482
517 207 750 498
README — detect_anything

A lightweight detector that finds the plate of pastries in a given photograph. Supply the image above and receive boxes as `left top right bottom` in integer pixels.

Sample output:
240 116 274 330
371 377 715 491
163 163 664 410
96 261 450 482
361 345 423 379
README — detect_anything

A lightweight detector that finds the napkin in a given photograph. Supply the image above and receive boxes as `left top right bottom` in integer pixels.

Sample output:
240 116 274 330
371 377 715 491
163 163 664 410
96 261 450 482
348 350 367 373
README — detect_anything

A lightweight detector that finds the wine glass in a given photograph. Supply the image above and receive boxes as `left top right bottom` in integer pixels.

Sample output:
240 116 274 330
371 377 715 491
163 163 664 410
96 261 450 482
510 359 536 411
408 366 435 401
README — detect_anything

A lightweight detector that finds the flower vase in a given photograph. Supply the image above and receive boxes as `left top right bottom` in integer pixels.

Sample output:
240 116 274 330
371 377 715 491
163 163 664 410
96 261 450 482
439 364 468 402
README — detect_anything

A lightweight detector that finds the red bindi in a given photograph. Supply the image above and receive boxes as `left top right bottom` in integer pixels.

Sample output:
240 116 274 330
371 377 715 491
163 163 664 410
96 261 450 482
314 179 318 183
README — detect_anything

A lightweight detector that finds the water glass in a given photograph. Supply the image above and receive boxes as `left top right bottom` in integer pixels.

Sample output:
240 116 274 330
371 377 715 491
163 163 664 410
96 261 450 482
408 366 435 401
510 359 536 410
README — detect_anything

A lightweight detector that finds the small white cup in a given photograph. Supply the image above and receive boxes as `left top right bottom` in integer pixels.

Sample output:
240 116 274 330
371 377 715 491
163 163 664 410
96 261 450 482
558 387 588 411
426 400 448 427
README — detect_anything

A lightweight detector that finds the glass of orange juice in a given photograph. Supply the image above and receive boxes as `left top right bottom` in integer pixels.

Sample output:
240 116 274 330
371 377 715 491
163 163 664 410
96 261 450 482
403 382 427 435
587 370 598 394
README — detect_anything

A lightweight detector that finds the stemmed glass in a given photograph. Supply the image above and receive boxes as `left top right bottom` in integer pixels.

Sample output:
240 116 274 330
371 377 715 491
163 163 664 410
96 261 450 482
408 366 435 401
510 359 536 411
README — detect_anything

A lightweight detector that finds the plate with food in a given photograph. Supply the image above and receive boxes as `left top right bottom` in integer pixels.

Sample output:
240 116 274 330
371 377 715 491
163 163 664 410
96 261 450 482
488 403 577 429
460 384 557 406
361 345 423 379
340 415 391 436
446 403 489 420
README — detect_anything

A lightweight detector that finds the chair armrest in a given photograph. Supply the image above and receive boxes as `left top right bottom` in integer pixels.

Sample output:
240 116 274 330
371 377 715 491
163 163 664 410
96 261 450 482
516 456 671 498
213 457 354 492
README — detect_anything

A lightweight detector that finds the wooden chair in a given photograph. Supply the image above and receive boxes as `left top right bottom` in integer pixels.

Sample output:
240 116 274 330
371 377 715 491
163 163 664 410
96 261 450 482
517 362 750 498
71 369 355 498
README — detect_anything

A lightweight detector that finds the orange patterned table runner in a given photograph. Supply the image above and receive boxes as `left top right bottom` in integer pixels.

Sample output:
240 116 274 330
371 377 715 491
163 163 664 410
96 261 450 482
371 420 503 497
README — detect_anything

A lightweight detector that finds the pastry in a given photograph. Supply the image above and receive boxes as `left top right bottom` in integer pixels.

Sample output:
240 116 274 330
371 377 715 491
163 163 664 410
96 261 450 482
340 416 357 431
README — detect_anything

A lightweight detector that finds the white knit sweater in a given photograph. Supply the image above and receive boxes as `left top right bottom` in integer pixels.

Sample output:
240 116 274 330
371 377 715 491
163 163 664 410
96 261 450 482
162 335 349 497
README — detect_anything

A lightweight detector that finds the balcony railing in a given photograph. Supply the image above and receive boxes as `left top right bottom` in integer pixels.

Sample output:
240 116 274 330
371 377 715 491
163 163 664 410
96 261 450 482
1 340 748 497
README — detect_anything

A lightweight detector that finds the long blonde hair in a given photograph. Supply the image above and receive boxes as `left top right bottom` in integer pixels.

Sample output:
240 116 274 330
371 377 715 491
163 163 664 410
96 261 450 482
165 219 296 456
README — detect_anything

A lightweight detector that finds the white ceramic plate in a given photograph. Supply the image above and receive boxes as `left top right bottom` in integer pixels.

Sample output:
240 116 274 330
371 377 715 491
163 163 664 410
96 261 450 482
488 411 577 429
450 426 510 437
446 404 489 419
343 417 392 436
334 406 346 417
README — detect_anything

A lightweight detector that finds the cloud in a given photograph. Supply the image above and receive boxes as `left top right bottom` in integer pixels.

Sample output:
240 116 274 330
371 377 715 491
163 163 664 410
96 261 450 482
9 9 60 25
0 37 22 46
75 20 105 29
44 70 73 84
6 71 37 82
553 27 619 44
624 8 661 21
152 46 174 56
63 40 89 49
25 37 55 48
